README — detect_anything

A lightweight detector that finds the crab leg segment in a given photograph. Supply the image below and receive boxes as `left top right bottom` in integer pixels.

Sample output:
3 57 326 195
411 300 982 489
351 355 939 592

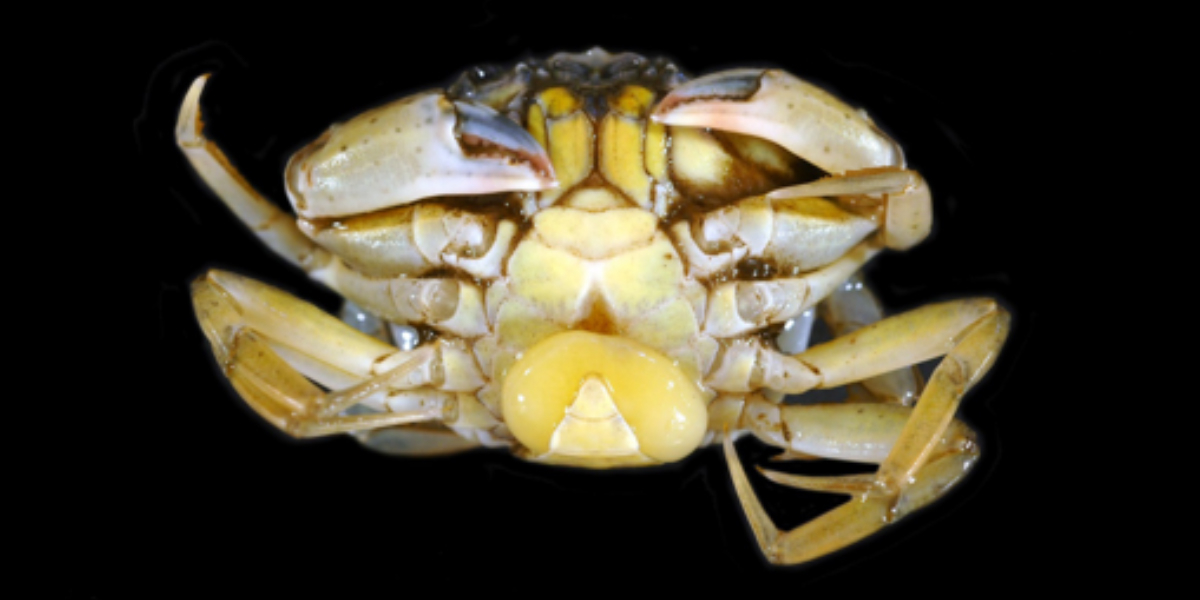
298 203 517 281
671 194 877 280
769 170 932 251
817 273 924 405
192 270 487 438
176 75 332 273
704 242 880 337
705 338 821 394
724 430 977 565
723 298 1009 565
314 261 489 338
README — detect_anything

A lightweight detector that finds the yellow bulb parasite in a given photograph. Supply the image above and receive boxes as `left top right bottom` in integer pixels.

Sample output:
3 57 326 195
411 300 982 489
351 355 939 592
501 331 707 466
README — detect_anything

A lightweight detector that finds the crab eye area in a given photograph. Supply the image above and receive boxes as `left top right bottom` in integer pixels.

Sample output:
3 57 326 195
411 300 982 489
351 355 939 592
501 331 707 465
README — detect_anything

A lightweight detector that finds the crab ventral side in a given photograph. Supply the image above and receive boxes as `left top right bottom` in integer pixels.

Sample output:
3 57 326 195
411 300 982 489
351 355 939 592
178 48 1008 565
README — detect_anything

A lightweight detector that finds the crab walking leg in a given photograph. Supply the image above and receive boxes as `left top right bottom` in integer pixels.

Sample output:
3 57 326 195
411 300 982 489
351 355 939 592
723 425 977 564
176 76 332 273
724 299 1009 565
817 273 924 405
192 270 486 438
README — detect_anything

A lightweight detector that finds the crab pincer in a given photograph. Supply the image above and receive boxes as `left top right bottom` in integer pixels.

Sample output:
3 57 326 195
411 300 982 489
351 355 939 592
286 91 557 219
653 69 932 250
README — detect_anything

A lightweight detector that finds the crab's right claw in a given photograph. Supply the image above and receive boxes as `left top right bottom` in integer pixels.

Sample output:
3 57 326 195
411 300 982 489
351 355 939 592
654 69 931 250
287 93 556 219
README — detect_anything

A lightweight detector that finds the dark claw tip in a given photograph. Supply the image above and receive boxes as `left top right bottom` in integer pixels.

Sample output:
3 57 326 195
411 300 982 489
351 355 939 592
653 68 765 116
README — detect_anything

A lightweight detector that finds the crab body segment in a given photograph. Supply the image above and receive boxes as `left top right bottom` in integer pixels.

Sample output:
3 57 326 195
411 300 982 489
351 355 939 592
178 49 1008 565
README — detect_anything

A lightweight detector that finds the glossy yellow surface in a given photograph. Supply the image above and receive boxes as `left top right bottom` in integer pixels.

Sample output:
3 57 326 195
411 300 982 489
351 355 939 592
501 331 707 465
528 89 592 206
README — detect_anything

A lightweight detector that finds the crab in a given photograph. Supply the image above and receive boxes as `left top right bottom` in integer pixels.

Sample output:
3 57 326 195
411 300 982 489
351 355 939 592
177 48 1008 566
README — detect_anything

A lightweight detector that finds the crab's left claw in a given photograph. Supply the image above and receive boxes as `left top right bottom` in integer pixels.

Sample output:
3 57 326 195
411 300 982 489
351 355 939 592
653 68 902 173
653 69 930 250
287 92 556 219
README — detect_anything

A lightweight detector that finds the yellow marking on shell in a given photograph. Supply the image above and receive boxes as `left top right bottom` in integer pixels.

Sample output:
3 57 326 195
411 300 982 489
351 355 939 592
533 206 657 259
777 195 866 222
609 85 655 117
599 234 685 317
501 331 708 464
599 112 652 208
644 119 668 181
527 103 548 149
670 126 732 186
540 111 592 205
538 87 582 119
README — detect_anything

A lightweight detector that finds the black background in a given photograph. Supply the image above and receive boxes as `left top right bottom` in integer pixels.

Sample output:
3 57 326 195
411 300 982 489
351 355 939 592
73 3 1078 596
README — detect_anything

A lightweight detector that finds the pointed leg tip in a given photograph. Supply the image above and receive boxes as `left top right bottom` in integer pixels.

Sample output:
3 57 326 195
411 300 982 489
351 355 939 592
177 74 213 146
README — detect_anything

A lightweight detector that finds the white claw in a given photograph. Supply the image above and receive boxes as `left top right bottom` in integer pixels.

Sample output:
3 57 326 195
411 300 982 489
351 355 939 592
287 92 556 219
653 69 903 174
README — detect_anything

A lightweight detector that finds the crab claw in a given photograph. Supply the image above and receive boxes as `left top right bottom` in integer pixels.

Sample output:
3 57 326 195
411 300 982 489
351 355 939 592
653 69 903 174
287 92 556 219
655 69 933 250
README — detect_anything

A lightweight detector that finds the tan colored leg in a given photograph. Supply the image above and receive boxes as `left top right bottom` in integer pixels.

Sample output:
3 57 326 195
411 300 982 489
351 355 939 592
726 433 977 564
176 75 332 273
192 269 467 438
817 272 924 405
725 298 1009 565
